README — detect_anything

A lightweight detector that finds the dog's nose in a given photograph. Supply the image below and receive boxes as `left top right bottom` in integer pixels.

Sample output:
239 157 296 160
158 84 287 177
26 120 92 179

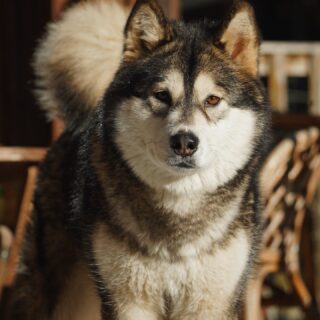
170 132 199 157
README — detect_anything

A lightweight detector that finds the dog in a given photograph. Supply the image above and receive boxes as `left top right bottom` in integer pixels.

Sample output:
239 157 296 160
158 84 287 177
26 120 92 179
7 0 271 319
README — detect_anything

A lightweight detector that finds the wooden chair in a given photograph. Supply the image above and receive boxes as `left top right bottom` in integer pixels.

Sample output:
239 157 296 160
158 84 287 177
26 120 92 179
245 127 320 319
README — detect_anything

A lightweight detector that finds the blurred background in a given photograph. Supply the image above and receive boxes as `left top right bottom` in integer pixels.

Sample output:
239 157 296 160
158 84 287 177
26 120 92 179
1 1 320 319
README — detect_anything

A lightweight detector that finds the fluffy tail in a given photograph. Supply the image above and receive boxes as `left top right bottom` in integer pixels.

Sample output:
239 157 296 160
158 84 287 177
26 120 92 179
33 0 129 130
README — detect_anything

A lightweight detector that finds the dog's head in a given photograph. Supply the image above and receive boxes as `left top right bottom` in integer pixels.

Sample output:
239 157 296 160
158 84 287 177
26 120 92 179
104 0 269 194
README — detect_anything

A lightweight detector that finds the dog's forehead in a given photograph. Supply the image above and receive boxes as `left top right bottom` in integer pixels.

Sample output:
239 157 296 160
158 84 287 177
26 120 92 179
157 37 228 102
158 68 224 103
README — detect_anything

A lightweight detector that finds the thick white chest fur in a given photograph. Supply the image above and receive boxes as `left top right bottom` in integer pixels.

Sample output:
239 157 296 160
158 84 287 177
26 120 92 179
92 225 250 320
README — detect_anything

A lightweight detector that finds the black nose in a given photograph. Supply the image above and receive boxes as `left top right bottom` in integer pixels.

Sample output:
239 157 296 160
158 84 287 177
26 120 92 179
170 132 199 157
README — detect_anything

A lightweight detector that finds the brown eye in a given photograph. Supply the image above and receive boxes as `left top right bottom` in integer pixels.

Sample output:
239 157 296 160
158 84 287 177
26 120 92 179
205 95 221 107
153 90 171 105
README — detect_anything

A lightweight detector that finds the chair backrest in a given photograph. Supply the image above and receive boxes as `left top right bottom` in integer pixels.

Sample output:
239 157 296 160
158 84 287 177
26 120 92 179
259 127 320 308
261 127 320 250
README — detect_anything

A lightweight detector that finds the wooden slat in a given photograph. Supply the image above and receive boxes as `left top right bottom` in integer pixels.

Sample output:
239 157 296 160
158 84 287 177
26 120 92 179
261 42 320 55
309 55 320 115
268 55 288 113
0 147 46 163
286 55 309 76
260 55 310 77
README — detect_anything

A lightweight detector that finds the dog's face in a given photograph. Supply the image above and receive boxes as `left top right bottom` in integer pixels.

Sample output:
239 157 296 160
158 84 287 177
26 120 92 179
106 0 269 193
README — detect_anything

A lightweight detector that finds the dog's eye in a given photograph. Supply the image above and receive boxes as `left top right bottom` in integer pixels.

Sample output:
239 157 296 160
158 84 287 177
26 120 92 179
205 95 221 107
153 90 171 105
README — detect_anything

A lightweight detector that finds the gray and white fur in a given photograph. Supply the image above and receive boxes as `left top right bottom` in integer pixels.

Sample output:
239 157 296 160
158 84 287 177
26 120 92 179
6 0 271 319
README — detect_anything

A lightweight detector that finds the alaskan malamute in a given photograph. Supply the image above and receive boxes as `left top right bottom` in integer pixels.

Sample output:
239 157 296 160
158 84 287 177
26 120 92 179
7 0 270 319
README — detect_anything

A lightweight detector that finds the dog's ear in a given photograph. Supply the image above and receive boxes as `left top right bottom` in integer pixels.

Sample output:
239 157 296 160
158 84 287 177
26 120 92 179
219 1 260 76
123 0 172 62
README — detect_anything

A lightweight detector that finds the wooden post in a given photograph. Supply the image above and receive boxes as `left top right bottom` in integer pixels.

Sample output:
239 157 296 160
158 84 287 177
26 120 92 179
309 55 320 115
51 0 68 20
268 54 288 113
158 0 180 19
0 147 46 162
